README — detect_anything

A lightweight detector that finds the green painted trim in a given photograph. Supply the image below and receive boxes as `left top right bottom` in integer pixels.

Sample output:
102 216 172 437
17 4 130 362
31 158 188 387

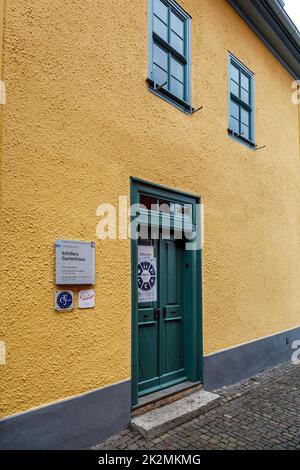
138 376 188 398
130 176 200 200
197 239 204 381
130 181 139 407
130 177 203 406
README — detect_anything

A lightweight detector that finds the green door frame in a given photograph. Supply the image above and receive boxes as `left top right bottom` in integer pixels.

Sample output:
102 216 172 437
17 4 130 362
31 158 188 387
130 177 203 407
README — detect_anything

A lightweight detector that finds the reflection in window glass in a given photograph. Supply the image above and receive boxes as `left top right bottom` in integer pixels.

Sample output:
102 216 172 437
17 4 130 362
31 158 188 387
231 64 239 83
241 88 249 105
230 80 239 97
170 78 184 100
241 124 250 140
171 12 184 38
170 32 184 55
154 16 168 42
154 44 168 70
153 66 168 88
154 0 168 24
230 101 239 120
241 108 250 126
241 73 249 91
230 117 239 134
171 57 184 82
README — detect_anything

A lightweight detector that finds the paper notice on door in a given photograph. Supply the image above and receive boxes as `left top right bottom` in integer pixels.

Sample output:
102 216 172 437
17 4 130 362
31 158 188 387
138 245 154 258
138 257 157 303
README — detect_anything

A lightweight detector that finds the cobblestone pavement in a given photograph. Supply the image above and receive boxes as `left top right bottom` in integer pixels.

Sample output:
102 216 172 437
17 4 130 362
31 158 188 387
93 362 300 450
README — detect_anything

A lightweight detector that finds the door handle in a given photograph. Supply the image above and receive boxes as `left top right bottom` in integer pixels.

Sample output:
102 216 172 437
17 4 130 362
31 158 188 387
153 308 160 320
163 307 167 319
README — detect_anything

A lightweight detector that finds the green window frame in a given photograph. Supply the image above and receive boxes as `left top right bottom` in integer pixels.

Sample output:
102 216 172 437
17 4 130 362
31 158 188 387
148 0 192 113
228 53 255 148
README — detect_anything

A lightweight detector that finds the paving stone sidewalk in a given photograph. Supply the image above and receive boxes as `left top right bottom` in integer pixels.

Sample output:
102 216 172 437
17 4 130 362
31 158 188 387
93 362 300 450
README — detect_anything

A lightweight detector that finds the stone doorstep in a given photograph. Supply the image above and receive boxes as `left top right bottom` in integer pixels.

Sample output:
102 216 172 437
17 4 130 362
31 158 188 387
132 381 202 417
131 390 221 439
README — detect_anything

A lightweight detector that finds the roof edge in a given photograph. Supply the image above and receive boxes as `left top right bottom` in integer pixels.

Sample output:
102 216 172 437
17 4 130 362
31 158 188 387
227 0 300 79
265 0 300 50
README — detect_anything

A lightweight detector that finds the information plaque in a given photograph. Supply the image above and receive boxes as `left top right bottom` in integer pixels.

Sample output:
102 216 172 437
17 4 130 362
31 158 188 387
55 240 95 285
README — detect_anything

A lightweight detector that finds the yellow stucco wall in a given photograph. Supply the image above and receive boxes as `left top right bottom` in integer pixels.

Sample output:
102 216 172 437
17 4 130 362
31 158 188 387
0 0 299 418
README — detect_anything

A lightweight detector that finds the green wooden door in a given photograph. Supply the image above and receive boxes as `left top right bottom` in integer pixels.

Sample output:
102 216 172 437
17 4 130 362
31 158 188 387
138 234 186 397
159 238 185 386
137 239 160 395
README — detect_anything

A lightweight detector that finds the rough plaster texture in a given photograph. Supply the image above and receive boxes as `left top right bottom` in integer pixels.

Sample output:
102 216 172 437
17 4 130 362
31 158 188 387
0 0 299 418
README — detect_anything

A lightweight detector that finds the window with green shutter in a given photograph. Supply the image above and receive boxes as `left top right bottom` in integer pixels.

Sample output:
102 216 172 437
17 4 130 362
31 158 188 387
228 53 255 147
148 0 191 112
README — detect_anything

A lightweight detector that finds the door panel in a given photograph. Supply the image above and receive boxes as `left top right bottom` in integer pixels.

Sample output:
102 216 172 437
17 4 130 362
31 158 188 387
138 234 186 396
137 240 159 395
160 239 185 385
138 307 159 394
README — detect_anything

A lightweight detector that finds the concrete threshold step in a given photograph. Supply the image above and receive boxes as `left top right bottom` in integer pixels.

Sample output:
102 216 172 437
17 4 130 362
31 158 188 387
132 381 202 417
131 389 220 439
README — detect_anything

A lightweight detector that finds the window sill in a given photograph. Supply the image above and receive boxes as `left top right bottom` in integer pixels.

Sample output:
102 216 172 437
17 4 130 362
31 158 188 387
147 79 192 115
228 129 256 150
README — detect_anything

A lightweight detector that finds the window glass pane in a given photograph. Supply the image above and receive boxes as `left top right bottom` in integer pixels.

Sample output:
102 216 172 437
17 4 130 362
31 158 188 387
170 31 184 55
230 79 239 97
231 63 239 83
241 108 250 126
241 124 250 140
170 57 184 82
230 101 239 120
170 77 184 100
158 199 171 214
140 194 158 211
180 204 192 220
171 12 184 38
241 73 249 91
154 16 168 41
153 65 168 87
153 44 168 71
153 0 168 24
241 88 249 104
230 117 239 134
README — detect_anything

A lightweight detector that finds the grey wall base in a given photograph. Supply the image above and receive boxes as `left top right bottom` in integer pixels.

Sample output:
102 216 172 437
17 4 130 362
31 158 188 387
2 326 300 449
203 326 300 391
0 380 131 450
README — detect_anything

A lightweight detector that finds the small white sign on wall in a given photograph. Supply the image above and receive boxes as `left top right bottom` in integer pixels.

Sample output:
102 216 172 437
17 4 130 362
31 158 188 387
79 289 95 309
